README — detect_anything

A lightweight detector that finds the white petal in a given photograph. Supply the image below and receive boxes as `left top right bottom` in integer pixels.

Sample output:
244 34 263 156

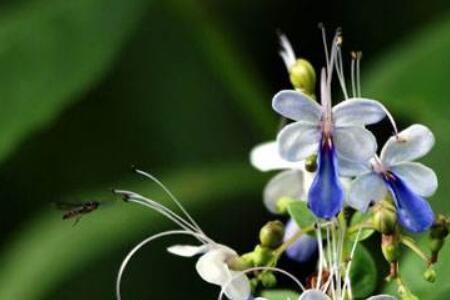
167 244 208 257
380 124 435 166
250 141 301 171
277 121 321 162
299 289 331 300
264 170 305 214
195 245 237 286
224 271 251 300
333 126 377 162
366 296 397 300
333 98 386 127
337 155 372 177
272 90 322 123
348 173 387 211
390 162 438 197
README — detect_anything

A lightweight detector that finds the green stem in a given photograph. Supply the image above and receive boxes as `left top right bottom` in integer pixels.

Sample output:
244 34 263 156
274 225 315 257
400 235 429 263
347 222 375 235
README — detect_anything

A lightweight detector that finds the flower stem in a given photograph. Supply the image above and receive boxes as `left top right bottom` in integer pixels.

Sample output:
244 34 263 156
400 235 429 264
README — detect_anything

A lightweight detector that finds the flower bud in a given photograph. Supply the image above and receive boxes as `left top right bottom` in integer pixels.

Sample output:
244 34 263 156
382 234 400 263
259 220 285 248
253 245 275 266
289 59 316 96
424 267 437 283
429 214 449 263
430 214 449 240
305 154 318 173
373 199 397 234
259 272 277 288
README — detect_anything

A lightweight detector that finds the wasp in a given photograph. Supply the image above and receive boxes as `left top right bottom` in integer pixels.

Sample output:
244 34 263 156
55 201 101 226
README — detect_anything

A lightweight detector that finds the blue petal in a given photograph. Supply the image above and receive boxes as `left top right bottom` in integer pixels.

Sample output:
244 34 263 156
284 219 318 263
308 138 345 219
385 173 435 233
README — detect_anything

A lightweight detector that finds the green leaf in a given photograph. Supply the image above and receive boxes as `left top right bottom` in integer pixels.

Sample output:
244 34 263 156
350 244 377 298
0 0 151 163
0 162 266 300
287 201 316 229
348 211 375 242
261 289 300 300
363 13 450 299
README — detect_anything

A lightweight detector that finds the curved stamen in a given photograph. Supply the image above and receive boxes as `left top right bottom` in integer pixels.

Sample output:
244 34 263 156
134 169 207 236
217 266 305 300
350 52 357 98
113 189 204 239
318 23 330 67
116 230 211 300
335 44 349 99
355 51 362 97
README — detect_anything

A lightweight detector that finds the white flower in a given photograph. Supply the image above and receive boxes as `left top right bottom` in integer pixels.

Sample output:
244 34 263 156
168 244 251 300
113 169 251 300
250 141 314 214
348 124 437 232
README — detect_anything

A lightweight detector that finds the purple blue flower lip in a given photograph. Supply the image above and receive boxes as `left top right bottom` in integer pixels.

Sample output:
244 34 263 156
308 137 345 219
384 172 435 233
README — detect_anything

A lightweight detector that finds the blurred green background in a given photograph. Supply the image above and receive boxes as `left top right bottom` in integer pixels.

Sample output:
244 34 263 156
0 0 449 299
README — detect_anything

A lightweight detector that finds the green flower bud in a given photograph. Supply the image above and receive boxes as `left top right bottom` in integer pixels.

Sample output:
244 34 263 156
424 267 437 283
430 214 449 239
259 272 277 288
373 198 397 234
305 154 318 172
429 238 444 254
382 234 400 263
253 245 274 266
289 59 316 96
259 220 285 248
429 215 449 263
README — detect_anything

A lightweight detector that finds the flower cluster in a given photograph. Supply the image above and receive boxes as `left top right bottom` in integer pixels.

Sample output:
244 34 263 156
111 28 448 300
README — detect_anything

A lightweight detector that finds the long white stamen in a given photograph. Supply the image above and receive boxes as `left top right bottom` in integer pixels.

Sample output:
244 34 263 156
379 102 399 135
113 190 201 236
350 52 357 98
326 225 336 300
218 266 305 300
134 169 206 236
316 223 326 290
342 228 363 299
331 223 341 300
356 52 362 97
335 45 349 99
319 23 330 67
116 230 208 300
326 29 342 87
